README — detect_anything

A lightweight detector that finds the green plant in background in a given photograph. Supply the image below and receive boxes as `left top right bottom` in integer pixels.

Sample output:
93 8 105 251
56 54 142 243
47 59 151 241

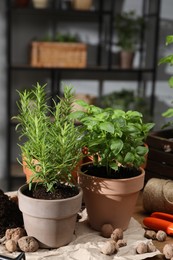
97 89 151 123
159 35 173 128
71 102 154 175
55 32 80 42
115 10 144 51
98 90 134 110
13 83 84 192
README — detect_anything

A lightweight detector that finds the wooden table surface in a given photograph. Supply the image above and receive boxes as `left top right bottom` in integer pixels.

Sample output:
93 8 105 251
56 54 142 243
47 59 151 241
7 191 172 259
133 191 173 260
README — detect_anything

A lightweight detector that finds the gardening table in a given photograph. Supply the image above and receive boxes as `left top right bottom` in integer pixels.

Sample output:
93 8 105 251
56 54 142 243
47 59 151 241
1 191 172 260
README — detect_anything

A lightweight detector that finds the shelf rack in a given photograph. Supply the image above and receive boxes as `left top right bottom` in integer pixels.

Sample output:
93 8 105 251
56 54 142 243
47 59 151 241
6 0 161 190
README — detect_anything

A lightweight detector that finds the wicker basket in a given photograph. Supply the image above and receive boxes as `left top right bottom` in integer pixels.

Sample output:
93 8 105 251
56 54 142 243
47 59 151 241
72 0 93 10
30 42 87 68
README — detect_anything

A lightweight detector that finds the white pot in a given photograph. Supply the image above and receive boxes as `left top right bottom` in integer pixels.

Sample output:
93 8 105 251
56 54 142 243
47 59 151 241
18 184 83 248
32 0 49 9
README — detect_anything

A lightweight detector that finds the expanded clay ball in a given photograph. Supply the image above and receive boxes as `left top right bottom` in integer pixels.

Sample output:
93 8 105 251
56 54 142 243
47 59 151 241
100 240 118 255
111 228 123 241
147 241 157 252
101 224 114 238
144 230 157 240
5 227 26 243
156 230 167 242
136 242 148 254
5 240 17 252
117 239 127 248
163 244 173 259
18 236 39 252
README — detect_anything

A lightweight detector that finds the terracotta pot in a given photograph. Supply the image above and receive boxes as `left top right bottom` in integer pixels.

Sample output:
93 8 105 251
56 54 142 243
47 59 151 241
71 160 83 183
22 157 40 183
120 51 134 69
23 157 81 184
18 183 83 248
79 167 145 231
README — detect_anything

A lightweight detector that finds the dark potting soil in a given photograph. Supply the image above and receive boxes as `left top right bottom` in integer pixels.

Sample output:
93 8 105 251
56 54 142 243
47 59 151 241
0 189 23 238
24 182 79 200
81 164 141 179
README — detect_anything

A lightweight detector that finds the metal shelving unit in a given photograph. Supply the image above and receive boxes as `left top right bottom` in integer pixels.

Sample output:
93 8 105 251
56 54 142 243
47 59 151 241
6 0 161 190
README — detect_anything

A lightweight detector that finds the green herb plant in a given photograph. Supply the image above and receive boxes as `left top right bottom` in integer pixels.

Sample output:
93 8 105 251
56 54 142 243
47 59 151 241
71 102 154 175
13 83 84 192
159 35 173 128
115 10 144 51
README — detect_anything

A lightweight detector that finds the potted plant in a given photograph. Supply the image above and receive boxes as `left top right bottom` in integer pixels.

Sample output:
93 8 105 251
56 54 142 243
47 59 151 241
146 35 173 181
71 102 154 231
115 10 144 69
14 83 84 249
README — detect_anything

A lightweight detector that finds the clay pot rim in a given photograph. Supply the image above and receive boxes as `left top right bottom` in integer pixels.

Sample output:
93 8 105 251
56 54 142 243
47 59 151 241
79 167 145 196
79 165 145 183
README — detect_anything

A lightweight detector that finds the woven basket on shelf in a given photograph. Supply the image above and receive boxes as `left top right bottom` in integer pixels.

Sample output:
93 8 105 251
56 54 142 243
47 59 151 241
72 0 93 10
30 42 87 68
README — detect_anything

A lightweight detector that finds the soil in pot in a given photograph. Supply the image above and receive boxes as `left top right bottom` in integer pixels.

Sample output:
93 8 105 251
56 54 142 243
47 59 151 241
81 164 141 179
24 182 79 200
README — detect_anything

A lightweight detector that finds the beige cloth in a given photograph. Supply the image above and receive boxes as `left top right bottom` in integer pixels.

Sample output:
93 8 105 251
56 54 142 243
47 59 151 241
0 208 160 260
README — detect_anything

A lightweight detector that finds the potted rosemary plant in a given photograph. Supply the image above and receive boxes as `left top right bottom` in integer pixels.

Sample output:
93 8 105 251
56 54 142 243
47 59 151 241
115 10 144 68
71 102 154 231
14 83 84 248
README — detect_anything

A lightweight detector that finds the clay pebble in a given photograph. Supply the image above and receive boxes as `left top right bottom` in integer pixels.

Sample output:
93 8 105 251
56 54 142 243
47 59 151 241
18 236 39 252
5 239 17 252
147 241 157 252
100 240 118 255
111 228 123 242
117 239 127 248
144 230 157 240
100 224 114 238
5 227 26 243
156 230 167 242
163 244 173 259
136 242 148 254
